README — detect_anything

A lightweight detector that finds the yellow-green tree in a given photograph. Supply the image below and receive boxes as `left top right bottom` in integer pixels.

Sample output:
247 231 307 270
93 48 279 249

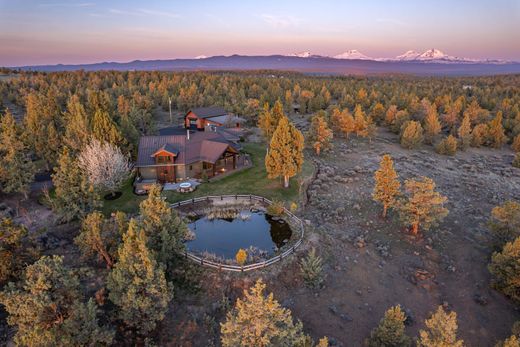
418 306 464 347
489 201 520 246
308 111 333 155
258 102 274 139
435 135 458 156
265 117 304 188
496 335 520 347
488 237 520 303
220 279 310 347
366 305 411 347
373 155 401 218
399 176 448 235
400 121 424 149
354 104 368 137
488 111 508 149
423 104 442 144
471 123 489 147
457 113 472 150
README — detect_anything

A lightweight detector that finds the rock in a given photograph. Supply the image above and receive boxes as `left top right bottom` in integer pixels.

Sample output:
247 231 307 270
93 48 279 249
340 313 353 322
328 305 339 315
281 297 295 308
355 289 362 296
473 294 488 306
404 308 415 326
353 204 361 211
354 236 366 248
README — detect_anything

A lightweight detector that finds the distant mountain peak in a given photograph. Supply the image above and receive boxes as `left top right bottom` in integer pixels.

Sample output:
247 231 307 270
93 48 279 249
396 50 421 61
287 51 313 58
333 50 371 60
416 48 452 60
194 55 208 59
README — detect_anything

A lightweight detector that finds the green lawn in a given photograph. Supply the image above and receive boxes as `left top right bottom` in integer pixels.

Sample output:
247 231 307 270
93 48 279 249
102 142 315 215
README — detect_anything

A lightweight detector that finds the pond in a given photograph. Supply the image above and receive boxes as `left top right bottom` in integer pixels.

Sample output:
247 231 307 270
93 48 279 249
186 210 293 259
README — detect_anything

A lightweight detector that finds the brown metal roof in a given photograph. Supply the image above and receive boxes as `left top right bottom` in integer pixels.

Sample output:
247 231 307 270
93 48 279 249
187 106 227 119
136 130 240 167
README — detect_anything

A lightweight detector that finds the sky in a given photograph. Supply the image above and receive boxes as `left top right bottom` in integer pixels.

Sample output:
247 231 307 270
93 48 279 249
1 0 519 66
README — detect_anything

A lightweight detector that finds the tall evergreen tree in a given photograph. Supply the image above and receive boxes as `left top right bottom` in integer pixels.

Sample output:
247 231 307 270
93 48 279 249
265 117 305 188
488 236 520 303
423 103 442 144
139 184 188 269
0 256 114 346
308 111 333 155
258 102 274 140
0 109 36 199
373 155 401 218
63 94 91 154
220 279 311 347
488 111 508 149
92 109 125 147
457 113 472 150
354 104 368 137
418 306 464 347
400 121 424 149
366 305 411 347
51 147 99 222
107 219 172 335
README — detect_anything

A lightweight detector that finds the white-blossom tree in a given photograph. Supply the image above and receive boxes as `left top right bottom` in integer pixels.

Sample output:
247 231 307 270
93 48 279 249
78 139 131 197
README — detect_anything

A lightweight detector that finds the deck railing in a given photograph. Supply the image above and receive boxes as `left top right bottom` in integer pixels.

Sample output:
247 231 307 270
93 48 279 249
172 195 305 272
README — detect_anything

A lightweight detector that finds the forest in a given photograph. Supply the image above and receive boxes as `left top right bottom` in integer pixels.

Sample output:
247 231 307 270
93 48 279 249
1 70 520 346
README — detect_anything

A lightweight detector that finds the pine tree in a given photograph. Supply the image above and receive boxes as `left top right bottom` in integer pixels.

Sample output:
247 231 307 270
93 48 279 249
0 110 36 199
423 104 442 144
258 102 274 140
75 211 124 268
371 102 386 124
373 155 401 218
51 147 100 222
496 335 520 347
400 121 424 149
220 279 310 347
107 219 172 335
366 305 411 347
399 176 448 235
63 94 91 154
308 111 333 155
0 256 113 346
139 184 188 269
418 306 464 347
354 104 368 137
471 123 489 147
265 117 305 188
488 236 520 303
512 135 520 152
488 111 508 149
92 109 125 147
457 114 472 150
299 248 323 289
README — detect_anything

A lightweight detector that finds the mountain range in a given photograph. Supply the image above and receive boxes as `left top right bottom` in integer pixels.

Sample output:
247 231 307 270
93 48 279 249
10 49 520 76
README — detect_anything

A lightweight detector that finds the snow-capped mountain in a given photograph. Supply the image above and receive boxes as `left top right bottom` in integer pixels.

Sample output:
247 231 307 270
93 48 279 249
395 50 421 61
416 48 458 61
333 50 372 60
194 55 208 59
287 51 313 58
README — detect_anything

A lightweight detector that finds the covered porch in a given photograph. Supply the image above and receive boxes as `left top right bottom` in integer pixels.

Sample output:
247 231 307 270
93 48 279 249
197 153 248 179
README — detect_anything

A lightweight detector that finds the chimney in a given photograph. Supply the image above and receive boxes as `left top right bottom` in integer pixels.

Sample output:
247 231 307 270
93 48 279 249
186 129 190 140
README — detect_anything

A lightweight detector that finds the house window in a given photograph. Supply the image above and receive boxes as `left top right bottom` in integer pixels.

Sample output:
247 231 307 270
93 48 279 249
189 165 193 171
157 156 171 164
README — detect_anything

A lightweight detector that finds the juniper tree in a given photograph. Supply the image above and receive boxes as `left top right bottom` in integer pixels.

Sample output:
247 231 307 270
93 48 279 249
489 200 520 246
299 248 324 289
258 102 274 139
308 111 333 155
418 306 464 347
488 236 520 303
471 123 489 147
398 176 448 235
400 121 424 149
0 218 38 284
423 104 442 144
92 109 125 148
373 155 401 218
107 219 172 335
51 147 100 222
435 135 458 156
139 184 188 268
354 104 368 137
513 135 520 152
457 113 472 150
496 335 520 347
220 279 311 347
370 102 386 124
0 109 36 199
0 256 114 346
63 94 91 154
366 305 411 347
265 116 305 188
75 211 125 268
488 111 508 149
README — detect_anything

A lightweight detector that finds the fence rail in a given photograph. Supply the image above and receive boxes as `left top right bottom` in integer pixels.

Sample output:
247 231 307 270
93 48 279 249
172 195 305 272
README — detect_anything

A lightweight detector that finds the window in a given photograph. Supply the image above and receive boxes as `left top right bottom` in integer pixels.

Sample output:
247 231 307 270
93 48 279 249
157 155 171 164
189 165 193 171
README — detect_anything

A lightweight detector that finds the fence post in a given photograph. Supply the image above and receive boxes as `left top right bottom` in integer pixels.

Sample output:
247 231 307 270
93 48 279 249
221 196 223 201
185 250 187 258
200 258 203 265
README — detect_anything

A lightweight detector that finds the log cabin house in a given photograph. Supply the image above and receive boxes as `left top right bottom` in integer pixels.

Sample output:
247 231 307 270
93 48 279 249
185 106 244 130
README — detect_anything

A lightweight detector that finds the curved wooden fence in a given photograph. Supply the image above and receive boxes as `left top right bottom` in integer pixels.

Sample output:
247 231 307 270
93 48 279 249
172 195 305 272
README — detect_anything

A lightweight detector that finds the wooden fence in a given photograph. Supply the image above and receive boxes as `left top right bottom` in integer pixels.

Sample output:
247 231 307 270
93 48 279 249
172 195 305 272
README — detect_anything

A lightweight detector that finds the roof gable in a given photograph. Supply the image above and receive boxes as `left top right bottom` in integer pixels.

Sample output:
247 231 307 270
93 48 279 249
187 106 227 119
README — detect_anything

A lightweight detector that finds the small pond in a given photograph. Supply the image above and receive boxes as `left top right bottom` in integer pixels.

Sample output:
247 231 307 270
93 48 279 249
186 209 292 259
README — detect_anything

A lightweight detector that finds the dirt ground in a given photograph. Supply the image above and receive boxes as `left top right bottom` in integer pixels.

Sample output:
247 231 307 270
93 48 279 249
160 126 520 346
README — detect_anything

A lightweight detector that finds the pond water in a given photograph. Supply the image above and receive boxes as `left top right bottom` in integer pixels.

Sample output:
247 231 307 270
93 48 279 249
186 210 292 259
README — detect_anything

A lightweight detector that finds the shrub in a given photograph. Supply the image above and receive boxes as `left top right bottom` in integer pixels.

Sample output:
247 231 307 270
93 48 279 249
489 201 520 246
435 135 458 155
418 306 463 347
267 200 285 216
471 123 489 147
366 305 411 347
299 248 324 289
400 121 424 149
513 153 520 168
488 237 520 303
235 248 247 266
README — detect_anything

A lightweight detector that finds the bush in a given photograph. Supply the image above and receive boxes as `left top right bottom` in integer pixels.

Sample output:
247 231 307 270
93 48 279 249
400 121 424 149
235 248 247 265
267 200 285 216
489 201 520 246
435 135 458 155
299 248 324 289
366 305 411 347
488 237 520 303
513 153 520 168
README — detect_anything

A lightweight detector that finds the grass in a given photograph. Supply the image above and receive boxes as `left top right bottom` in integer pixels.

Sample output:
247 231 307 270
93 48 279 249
102 142 315 215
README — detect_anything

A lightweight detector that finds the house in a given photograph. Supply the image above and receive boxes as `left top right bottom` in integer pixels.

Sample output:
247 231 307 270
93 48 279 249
184 106 244 130
134 128 243 190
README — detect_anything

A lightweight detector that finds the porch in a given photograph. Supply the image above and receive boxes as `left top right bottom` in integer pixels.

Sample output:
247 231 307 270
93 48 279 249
196 154 251 180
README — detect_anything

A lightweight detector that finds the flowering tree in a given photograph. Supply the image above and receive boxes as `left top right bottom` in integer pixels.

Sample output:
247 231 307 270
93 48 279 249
78 139 131 196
